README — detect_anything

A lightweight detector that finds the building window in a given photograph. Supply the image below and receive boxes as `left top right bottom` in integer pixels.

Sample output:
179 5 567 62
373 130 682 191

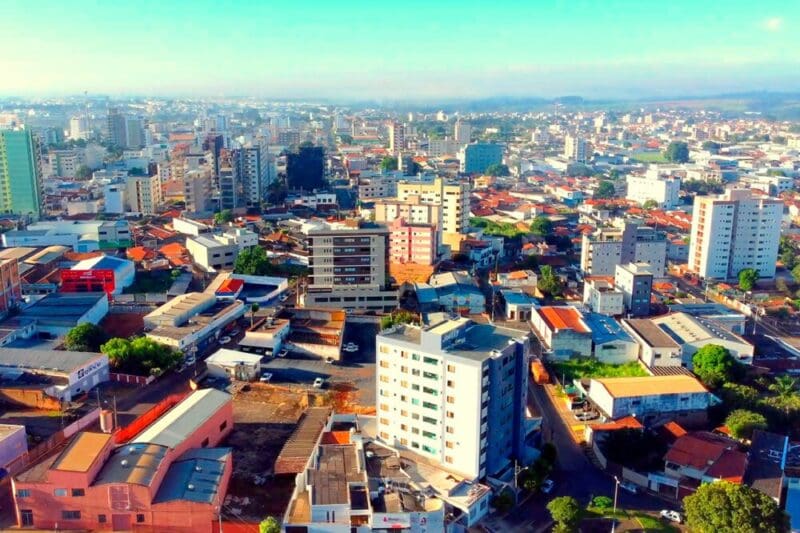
98 514 107 524
20 510 33 527
71 488 85 497
16 489 30 498
54 488 68 497
62 511 81 520
201 438 210 448
445 456 454 464
137 514 145 523
447 365 456 372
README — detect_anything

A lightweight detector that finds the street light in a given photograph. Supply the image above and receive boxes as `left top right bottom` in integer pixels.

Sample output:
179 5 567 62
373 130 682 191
611 475 620 533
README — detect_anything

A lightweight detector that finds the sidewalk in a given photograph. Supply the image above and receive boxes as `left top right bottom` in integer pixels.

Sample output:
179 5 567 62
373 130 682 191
542 383 588 445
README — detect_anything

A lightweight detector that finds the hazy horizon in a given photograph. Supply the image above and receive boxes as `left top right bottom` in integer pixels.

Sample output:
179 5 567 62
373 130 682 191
1 0 798 100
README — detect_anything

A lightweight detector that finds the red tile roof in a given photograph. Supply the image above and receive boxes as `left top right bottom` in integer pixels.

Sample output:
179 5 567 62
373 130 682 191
217 278 244 294
538 307 589 333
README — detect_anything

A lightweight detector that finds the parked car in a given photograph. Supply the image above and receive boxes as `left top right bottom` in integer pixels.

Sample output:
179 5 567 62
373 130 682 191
259 372 273 383
541 479 555 494
342 343 359 353
659 510 682 524
313 377 325 388
219 336 232 345
576 411 599 421
280 293 289 302
619 480 639 494
277 349 288 358
325 357 335 364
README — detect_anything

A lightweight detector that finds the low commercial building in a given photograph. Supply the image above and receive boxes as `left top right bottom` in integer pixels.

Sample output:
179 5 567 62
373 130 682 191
2 220 132 252
651 312 754 366
530 306 592 359
427 271 485 315
582 278 624 316
19 292 109 336
583 313 639 364
186 235 239 272
11 389 234 532
69 255 136 295
172 217 211 237
667 301 747 335
205 348 262 381
144 292 245 352
0 347 109 402
621 318 683 367
587 375 712 424
500 289 538 323
495 270 538 291
240 315 290 356
286 308 345 360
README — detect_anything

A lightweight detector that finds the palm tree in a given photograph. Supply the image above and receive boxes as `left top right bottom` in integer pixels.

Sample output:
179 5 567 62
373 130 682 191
250 303 260 327
769 375 798 399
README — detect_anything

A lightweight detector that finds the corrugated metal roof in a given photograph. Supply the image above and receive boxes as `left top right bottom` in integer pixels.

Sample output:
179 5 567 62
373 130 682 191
53 432 111 472
153 447 231 504
133 389 231 449
94 443 168 486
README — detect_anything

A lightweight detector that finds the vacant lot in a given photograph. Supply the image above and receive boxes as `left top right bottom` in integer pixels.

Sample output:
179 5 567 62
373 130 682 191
551 358 648 382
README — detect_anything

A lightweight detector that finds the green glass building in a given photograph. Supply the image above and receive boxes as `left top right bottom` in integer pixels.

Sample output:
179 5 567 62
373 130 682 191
0 128 43 218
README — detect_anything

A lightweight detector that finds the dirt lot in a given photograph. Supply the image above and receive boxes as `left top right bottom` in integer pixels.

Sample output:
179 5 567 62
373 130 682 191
222 384 308 521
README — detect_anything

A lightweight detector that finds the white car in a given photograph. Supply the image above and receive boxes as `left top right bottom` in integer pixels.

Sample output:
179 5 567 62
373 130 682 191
619 480 639 494
541 479 554 494
659 510 682 524
280 293 289 302
219 336 232 345
259 372 273 383
277 349 288 358
313 377 325 388
342 343 359 353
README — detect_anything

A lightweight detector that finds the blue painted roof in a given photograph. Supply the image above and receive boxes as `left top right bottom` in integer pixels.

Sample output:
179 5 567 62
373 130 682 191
153 447 231 504
583 313 634 345
501 290 538 306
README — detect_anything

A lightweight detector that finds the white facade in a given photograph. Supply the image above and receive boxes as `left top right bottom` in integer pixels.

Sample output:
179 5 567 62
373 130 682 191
583 279 624 316
626 174 681 209
186 235 239 272
103 182 125 214
454 121 472 145
125 174 162 215
564 134 588 163
689 188 783 280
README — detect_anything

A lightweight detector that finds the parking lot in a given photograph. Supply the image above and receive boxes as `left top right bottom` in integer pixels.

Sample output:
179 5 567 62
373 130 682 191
253 319 378 407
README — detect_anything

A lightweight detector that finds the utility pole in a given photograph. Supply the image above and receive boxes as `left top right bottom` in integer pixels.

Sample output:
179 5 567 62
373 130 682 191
611 476 620 533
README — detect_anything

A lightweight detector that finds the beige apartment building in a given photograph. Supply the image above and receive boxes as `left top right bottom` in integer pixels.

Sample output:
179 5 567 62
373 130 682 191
395 177 469 249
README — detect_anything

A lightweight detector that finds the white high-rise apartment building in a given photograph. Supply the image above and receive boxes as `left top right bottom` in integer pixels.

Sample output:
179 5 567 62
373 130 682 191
454 120 472 144
376 317 530 480
69 116 90 140
626 171 681 209
388 121 405 155
564 134 588 163
689 188 783 280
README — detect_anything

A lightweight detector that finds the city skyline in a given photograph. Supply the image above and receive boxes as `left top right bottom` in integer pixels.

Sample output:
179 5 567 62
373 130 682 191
1 0 797 100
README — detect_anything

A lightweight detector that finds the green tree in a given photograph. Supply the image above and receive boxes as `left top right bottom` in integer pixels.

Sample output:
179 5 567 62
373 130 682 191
338 134 353 145
702 140 722 153
684 481 788 533
738 268 759 291
592 495 613 511
770 375 798 400
485 163 510 177
692 344 738 388
380 310 418 330
792 264 800 284
491 489 514 514
719 382 760 410
380 156 398 172
74 165 92 180
214 209 234 225
593 180 616 199
547 496 581 529
724 409 768 440
64 323 108 352
665 141 689 163
250 302 260 328
101 337 181 376
101 337 133 369
530 216 553 236
259 516 280 533
537 265 563 297
642 199 659 209
234 246 272 276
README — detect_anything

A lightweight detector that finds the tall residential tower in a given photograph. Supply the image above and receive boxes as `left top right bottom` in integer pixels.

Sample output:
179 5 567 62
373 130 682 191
0 128 43 218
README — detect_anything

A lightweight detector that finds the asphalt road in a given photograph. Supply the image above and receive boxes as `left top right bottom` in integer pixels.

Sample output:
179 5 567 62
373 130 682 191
502 382 668 531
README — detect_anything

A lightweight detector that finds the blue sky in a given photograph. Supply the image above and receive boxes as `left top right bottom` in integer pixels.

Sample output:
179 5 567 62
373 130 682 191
1 0 798 99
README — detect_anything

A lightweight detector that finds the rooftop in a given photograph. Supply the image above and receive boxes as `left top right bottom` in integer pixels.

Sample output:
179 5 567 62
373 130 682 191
537 306 590 333
745 430 789 501
0 347 106 374
153 447 231 504
275 407 331 475
72 254 133 272
623 318 681 349
583 313 634 345
19 292 106 326
206 348 262 366
133 389 231 449
52 432 111 472
310 444 365 506
592 375 708 398
94 443 169 486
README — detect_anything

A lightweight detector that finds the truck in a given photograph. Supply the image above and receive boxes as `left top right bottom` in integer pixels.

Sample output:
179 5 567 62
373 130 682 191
530 359 550 385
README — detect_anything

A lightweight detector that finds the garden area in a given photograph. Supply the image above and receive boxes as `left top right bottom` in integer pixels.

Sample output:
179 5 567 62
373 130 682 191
123 269 179 294
550 357 648 382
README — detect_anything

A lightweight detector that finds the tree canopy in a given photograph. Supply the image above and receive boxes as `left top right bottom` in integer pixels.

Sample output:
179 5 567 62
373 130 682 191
724 409 768 440
485 163 510 177
75 165 92 180
547 496 581 529
64 323 107 352
530 216 553 236
738 268 759 291
593 180 616 199
684 481 788 533
234 246 272 276
101 337 181 376
642 199 659 209
259 517 280 533
665 141 689 163
537 265 563 297
692 344 738 388
380 156 398 172
214 209 234 225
